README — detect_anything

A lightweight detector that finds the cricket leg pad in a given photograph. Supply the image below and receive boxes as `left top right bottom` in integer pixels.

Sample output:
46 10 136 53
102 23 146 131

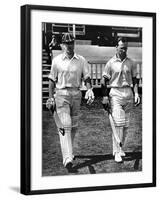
112 127 123 155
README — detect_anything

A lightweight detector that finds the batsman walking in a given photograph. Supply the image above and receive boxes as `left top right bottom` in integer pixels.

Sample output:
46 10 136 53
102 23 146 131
46 33 94 172
101 37 140 162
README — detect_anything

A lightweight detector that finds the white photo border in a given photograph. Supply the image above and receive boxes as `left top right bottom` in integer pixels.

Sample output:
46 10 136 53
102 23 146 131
21 5 156 195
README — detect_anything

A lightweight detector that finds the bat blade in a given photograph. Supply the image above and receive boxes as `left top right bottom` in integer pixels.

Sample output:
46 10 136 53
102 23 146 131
53 112 65 136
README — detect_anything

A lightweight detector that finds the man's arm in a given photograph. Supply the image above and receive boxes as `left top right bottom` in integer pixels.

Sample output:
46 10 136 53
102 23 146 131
101 60 111 98
132 77 139 93
131 59 141 106
101 76 110 97
84 77 94 104
101 76 111 112
49 79 56 98
132 77 140 106
46 79 56 110
84 77 92 90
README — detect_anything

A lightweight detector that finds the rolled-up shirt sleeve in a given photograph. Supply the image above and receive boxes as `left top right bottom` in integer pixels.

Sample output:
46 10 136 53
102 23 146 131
102 61 111 80
82 59 91 80
48 58 58 81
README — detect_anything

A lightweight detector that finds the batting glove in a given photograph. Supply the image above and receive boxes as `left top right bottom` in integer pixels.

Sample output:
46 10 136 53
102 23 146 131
46 97 55 110
85 88 95 105
134 93 140 106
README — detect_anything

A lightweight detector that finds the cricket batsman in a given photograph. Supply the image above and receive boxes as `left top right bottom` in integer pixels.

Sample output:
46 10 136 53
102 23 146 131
46 33 94 172
101 37 140 162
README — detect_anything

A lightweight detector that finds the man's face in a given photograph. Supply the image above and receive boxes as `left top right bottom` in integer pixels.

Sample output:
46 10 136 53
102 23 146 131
62 42 74 55
116 40 128 60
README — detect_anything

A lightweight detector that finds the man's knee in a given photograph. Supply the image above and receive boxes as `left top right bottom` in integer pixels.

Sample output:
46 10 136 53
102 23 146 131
112 109 126 126
58 112 72 128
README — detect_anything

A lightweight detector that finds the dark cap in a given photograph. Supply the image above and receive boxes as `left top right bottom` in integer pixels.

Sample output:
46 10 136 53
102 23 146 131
62 33 75 44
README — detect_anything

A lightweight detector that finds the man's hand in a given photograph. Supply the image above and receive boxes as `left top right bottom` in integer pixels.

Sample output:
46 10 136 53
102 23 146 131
102 96 111 112
134 93 140 106
46 97 56 110
85 88 95 105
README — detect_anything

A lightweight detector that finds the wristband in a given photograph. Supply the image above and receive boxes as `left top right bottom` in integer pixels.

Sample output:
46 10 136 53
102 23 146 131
87 88 93 92
134 93 139 98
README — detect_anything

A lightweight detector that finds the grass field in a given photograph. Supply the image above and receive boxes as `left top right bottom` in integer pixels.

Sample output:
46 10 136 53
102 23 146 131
42 97 142 176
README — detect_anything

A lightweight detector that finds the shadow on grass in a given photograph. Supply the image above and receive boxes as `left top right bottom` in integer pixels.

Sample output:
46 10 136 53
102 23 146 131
73 151 142 174
124 151 142 170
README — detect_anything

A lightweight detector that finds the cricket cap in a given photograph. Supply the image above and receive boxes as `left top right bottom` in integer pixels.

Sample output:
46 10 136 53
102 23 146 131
61 33 75 44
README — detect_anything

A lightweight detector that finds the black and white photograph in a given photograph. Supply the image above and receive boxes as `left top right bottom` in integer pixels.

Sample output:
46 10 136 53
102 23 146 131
20 5 156 195
42 23 142 176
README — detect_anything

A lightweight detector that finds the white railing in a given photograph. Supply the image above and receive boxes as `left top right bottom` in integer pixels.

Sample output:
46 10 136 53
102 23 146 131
88 60 142 88
42 61 142 105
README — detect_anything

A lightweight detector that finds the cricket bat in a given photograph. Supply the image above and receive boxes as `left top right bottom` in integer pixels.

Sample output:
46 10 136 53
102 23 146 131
50 107 65 136
53 112 65 136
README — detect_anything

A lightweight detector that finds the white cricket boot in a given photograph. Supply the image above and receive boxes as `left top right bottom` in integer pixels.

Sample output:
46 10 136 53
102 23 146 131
114 152 122 163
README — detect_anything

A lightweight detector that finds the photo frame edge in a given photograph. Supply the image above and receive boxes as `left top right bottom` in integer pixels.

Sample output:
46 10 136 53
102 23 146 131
20 4 156 195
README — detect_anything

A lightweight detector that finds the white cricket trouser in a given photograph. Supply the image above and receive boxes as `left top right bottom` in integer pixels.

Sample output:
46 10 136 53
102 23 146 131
54 88 82 166
109 87 133 154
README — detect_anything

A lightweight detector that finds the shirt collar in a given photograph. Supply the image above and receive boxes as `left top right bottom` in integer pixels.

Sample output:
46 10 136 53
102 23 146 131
62 53 79 60
114 54 128 62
